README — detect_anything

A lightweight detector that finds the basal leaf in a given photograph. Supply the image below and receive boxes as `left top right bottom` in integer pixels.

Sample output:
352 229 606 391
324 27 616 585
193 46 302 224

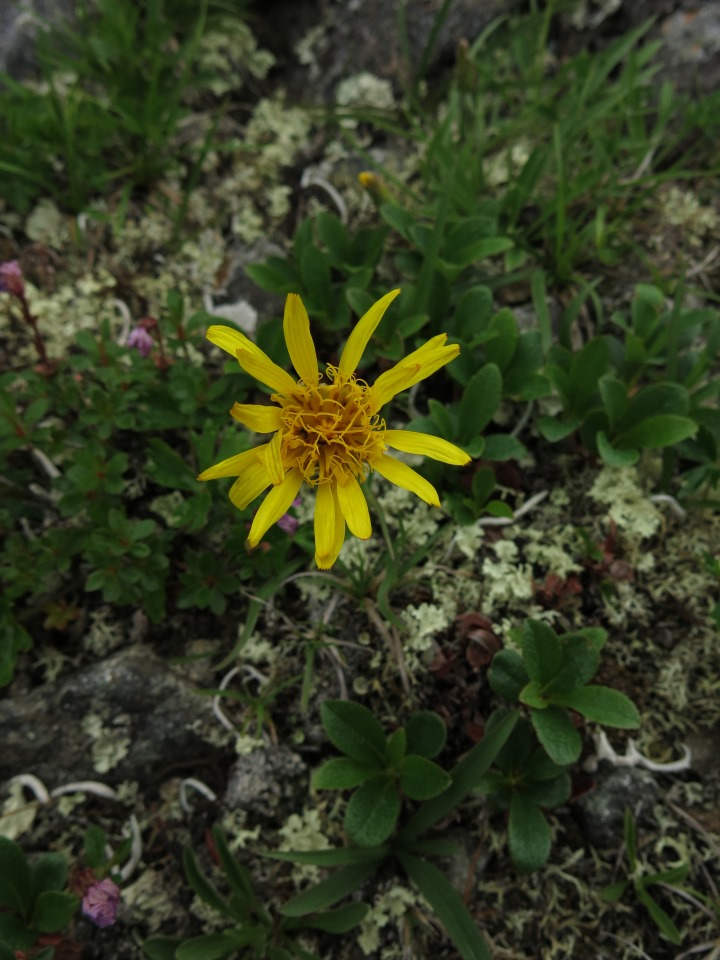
405 711 447 759
399 756 452 801
344 778 400 847
508 794 551 873
550 686 640 728
312 758 381 790
530 706 581 765
320 700 387 765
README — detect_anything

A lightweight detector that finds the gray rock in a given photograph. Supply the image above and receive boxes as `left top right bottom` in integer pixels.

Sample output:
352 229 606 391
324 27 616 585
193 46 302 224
0 646 223 788
0 0 75 78
272 0 526 103
224 744 306 813
574 765 659 848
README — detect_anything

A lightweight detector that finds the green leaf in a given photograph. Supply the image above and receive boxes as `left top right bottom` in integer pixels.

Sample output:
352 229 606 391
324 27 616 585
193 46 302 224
484 499 514 518
320 701 387 765
312 758 380 790
380 203 415 240
537 416 579 442
143 937 184 960
0 912 35 951
299 902 368 933
211 827 254 906
544 634 600 695
398 853 491 960
315 211 350 262
281 862 380 917
481 434 527 461
567 337 609 416
550 686 640 728
488 650 528 701
521 620 561 685
400 710 519 842
385 728 407 767
428 398 454 438
522 773 571 809
176 933 251 960
519 681 548 710
344 778 400 846
485 310 517 372
615 415 697 451
31 891 80 933
399 756 452 801
531 270 552 355
457 364 501 441
598 376 628 429
635 884 682 945
31 853 68 898
0 836 32 916
0 945 19 960
83 826 107 870
182 849 234 920
266 847 389 867
596 430 639 467
405 711 446 759
600 880 629 902
508 794 551 872
300 245 331 309
145 438 198 492
0 606 32 687
530 707 581 765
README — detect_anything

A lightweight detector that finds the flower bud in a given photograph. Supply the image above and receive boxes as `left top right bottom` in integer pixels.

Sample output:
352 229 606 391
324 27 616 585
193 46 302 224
0 260 25 297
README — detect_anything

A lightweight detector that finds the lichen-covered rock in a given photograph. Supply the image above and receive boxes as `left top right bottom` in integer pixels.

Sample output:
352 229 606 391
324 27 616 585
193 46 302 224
0 646 224 787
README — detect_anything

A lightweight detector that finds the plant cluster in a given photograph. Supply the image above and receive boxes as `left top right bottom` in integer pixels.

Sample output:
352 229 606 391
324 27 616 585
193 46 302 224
2 2 719 959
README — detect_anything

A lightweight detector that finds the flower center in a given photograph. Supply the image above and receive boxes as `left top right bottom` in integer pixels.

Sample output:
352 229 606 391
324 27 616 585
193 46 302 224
276 366 385 485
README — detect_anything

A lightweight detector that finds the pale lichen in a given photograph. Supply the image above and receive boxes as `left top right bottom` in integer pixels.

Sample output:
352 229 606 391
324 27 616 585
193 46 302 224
277 808 331 888
357 884 422 956
81 712 132 773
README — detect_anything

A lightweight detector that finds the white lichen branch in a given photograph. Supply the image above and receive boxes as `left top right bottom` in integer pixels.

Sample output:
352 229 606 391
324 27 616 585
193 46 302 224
179 777 218 814
584 730 692 773
649 493 687 519
478 489 549 527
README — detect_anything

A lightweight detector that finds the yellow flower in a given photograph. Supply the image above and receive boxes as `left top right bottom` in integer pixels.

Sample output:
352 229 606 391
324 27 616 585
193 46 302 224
198 289 470 569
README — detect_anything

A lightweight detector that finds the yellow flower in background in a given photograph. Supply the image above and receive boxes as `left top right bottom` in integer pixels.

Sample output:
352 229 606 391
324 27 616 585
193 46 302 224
198 289 470 569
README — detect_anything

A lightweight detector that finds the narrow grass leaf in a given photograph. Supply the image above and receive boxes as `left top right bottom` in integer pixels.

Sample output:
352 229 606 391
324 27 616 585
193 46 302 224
398 853 491 960
280 862 380 917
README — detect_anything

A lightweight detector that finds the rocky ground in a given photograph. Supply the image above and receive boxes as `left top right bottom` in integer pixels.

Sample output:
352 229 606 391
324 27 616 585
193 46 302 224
2 1 720 959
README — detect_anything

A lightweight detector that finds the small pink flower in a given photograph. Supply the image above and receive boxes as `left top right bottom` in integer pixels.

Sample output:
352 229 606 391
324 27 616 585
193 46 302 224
127 326 154 358
82 877 120 928
277 497 302 535
0 260 25 297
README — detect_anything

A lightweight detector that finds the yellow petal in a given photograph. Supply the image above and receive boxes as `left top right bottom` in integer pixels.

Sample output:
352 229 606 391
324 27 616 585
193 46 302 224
384 430 471 465
283 293 319 384
369 334 460 411
335 474 372 539
237 347 298 396
314 483 336 562
315 483 346 569
206 325 262 360
338 289 401 377
230 403 282 433
228 461 272 510
247 468 304 546
258 429 285 485
373 454 440 507
198 445 265 481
